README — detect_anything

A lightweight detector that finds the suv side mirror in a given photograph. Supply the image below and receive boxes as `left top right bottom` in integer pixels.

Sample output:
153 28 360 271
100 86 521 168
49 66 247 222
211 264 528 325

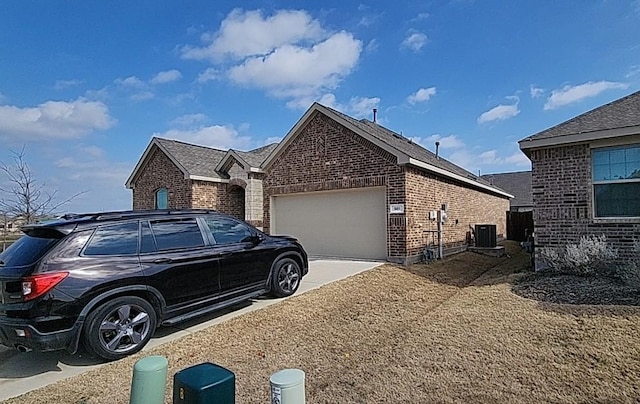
242 234 264 245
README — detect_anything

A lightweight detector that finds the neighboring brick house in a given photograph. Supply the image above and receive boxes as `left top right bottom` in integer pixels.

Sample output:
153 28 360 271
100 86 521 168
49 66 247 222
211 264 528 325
125 137 277 228
481 171 534 241
519 90 640 263
481 171 532 212
127 102 512 263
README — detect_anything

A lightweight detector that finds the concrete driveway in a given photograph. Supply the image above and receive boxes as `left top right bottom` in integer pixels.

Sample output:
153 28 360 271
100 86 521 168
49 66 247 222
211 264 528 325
0 259 381 401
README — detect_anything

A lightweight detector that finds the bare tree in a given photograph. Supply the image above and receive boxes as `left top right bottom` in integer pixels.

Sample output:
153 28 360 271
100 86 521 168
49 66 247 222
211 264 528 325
0 147 85 224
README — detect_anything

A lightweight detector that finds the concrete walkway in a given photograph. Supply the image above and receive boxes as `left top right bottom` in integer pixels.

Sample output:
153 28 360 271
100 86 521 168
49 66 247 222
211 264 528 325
0 259 381 401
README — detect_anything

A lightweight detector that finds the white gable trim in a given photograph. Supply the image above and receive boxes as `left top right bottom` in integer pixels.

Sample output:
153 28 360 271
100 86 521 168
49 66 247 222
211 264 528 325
189 175 228 183
520 125 640 153
405 158 513 199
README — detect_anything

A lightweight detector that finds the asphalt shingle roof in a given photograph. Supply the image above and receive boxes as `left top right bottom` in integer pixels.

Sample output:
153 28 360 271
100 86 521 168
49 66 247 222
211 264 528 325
233 143 279 167
155 138 278 179
155 138 228 179
481 171 532 208
325 105 494 187
523 90 640 142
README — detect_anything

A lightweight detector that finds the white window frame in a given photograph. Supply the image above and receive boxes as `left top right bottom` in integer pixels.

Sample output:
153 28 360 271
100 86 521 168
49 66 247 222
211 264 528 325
591 143 640 221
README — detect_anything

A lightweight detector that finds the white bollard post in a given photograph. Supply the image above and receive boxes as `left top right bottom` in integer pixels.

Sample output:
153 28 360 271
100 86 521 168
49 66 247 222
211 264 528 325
270 369 305 404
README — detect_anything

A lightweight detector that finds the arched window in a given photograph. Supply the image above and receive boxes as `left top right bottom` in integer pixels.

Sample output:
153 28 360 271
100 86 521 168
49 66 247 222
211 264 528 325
155 188 168 209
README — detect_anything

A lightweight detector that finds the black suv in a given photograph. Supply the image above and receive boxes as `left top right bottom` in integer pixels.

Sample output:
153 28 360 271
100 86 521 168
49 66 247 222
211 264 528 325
0 209 308 360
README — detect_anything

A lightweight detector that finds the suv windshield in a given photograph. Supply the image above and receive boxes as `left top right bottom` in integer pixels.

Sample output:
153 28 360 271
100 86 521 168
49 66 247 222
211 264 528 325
0 230 63 267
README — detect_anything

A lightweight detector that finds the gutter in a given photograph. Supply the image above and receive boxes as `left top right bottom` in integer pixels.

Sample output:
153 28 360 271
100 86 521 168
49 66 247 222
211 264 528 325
404 157 514 199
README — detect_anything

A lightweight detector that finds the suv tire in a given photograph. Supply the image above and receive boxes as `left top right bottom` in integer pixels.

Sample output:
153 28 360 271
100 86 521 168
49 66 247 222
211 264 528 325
83 296 157 361
271 258 302 298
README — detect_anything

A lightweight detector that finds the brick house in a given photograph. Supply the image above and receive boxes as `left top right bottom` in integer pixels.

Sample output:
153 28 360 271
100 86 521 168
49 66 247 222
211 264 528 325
127 102 511 263
481 171 534 241
125 137 277 229
519 90 640 263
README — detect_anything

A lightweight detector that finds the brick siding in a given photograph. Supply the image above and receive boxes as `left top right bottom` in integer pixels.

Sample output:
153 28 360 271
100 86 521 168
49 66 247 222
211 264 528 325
264 112 510 262
131 145 238 216
530 143 640 261
405 166 509 259
131 146 193 209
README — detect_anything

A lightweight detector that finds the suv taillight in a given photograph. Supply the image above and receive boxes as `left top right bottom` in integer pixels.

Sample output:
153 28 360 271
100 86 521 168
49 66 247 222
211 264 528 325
21 272 69 301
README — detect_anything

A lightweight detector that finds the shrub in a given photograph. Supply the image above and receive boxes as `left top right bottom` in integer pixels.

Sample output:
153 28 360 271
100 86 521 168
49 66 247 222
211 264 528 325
537 234 618 276
615 240 640 291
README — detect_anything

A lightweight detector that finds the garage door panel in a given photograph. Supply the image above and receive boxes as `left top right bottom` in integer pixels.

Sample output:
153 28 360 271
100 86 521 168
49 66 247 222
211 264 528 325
272 187 386 260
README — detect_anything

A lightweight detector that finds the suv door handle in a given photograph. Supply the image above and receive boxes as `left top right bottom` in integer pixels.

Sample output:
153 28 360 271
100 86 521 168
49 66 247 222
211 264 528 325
153 258 173 264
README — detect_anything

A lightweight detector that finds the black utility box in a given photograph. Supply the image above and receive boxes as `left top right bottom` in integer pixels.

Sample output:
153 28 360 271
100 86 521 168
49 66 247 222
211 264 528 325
475 224 497 248
173 362 235 404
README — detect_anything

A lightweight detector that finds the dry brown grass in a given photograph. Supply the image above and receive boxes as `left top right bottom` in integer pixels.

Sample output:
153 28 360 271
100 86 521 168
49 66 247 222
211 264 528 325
5 242 640 403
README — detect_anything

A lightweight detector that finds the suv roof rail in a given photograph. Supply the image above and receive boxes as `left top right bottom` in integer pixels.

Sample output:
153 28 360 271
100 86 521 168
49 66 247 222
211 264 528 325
59 209 219 222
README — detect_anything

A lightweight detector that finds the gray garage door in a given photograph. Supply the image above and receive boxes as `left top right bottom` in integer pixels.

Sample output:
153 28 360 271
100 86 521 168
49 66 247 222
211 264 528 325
271 187 387 260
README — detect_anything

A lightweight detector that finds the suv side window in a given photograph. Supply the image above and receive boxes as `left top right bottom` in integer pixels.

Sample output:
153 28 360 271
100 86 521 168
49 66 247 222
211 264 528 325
205 217 253 245
150 218 204 251
84 222 139 256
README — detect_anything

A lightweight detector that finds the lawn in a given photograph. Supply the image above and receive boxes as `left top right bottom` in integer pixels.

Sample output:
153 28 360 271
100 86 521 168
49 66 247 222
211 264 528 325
6 242 640 403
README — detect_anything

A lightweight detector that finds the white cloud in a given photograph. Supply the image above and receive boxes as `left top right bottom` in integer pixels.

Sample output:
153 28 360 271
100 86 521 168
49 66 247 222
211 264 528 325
358 11 383 27
626 65 640 79
477 102 520 124
154 125 252 150
407 87 436 104
544 81 628 110
365 39 379 53
505 151 531 166
409 136 530 175
114 76 146 89
0 98 115 141
181 9 324 61
79 145 105 158
150 69 182 84
170 113 209 127
54 79 83 90
478 149 500 164
423 134 465 149
412 12 430 21
401 32 428 52
347 96 380 118
51 150 133 212
530 85 544 98
114 76 154 100
228 31 362 98
450 144 531 175
264 136 282 145
197 68 219 83
130 91 154 101
182 9 363 107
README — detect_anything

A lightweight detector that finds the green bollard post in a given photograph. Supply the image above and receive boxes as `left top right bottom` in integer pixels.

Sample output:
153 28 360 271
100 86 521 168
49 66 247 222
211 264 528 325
130 355 169 404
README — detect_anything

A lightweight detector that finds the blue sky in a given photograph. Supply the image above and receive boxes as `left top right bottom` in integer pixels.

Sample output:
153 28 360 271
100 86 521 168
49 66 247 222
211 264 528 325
1 1 640 213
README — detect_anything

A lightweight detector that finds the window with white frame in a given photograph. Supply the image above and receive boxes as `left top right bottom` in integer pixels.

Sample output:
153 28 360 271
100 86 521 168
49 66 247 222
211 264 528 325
592 144 640 218
155 188 168 209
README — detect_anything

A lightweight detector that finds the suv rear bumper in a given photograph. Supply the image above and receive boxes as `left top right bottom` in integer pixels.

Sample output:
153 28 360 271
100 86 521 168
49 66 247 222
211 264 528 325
0 317 77 353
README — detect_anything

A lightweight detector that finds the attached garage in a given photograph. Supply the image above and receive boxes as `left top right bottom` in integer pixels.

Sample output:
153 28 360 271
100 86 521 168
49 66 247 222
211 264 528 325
271 187 387 260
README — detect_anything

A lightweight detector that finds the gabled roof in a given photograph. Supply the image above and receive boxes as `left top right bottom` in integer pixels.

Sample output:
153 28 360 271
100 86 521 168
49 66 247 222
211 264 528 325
125 137 275 189
481 171 532 208
215 143 278 173
263 102 512 199
519 90 640 152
